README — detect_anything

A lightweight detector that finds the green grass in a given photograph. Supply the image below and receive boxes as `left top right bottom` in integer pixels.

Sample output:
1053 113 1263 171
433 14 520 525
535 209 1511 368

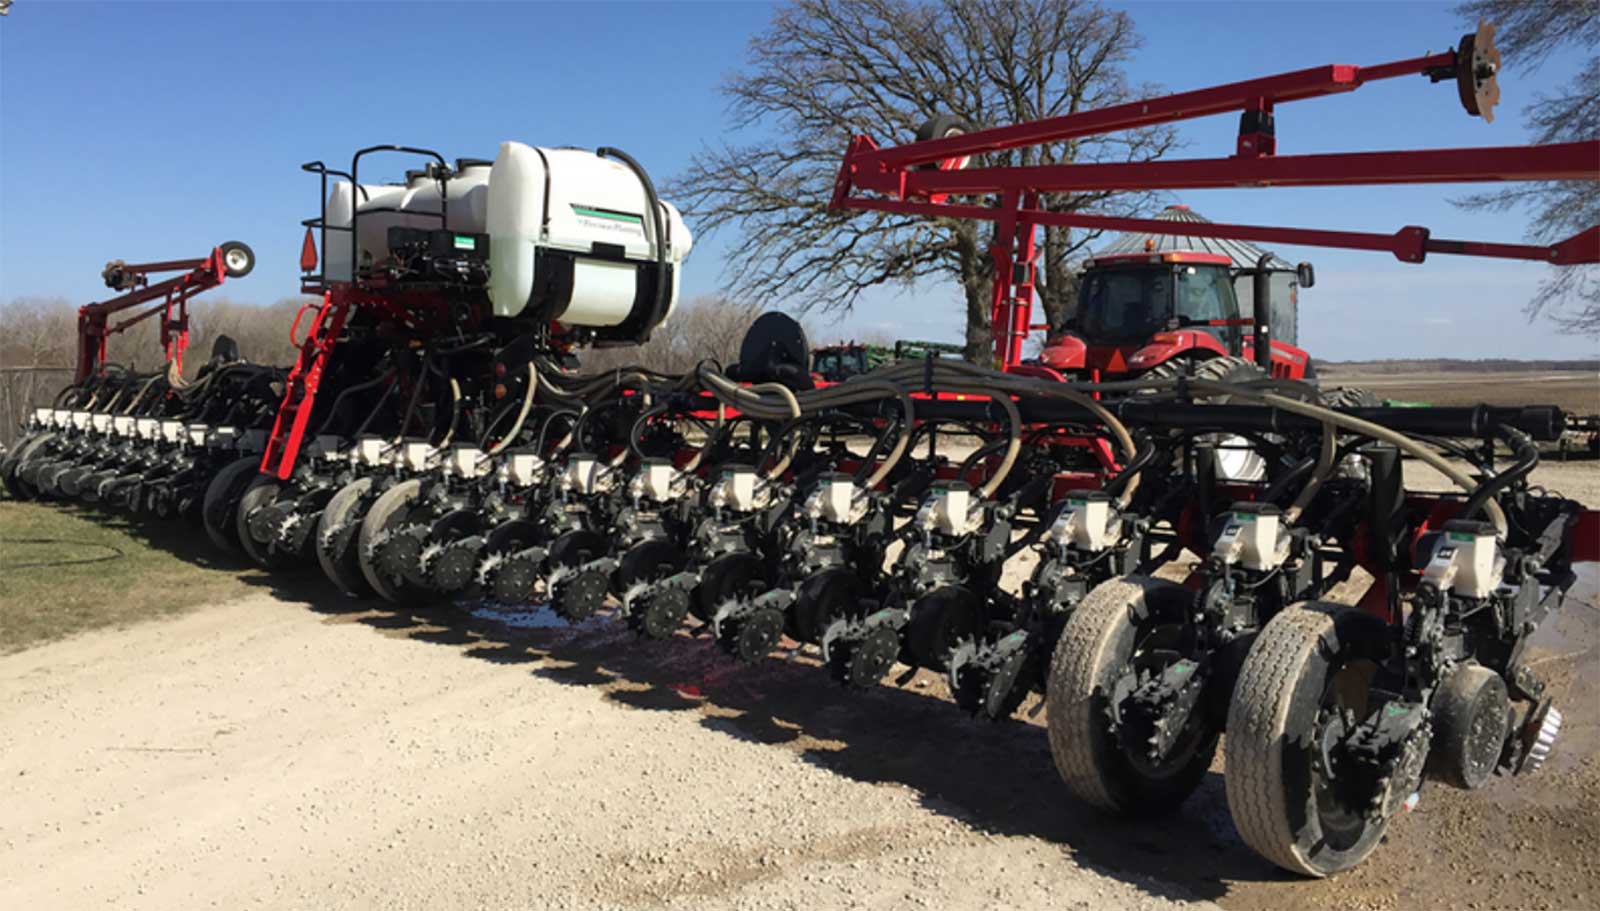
0 500 261 654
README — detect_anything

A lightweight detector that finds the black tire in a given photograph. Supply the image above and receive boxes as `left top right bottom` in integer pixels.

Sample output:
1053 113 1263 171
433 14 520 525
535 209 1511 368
317 477 375 597
915 114 970 144
219 241 255 278
1046 575 1218 815
358 478 430 606
236 475 292 569
1321 386 1383 408
202 456 262 553
1224 602 1391 877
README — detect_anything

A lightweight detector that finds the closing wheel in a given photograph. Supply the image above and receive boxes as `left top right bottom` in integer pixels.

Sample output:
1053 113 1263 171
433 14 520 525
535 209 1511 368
236 475 293 569
219 241 255 278
202 455 262 553
906 585 981 671
1046 576 1217 816
1224 603 1392 877
358 478 432 607
613 538 684 599
788 567 862 643
629 586 690 640
317 477 374 597
719 607 785 664
692 552 766 623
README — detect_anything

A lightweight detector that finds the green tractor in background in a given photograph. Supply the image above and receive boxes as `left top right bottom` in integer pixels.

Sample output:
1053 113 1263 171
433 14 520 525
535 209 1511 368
810 339 965 383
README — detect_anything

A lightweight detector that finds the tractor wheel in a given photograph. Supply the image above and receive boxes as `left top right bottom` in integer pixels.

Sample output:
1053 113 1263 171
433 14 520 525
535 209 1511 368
1321 386 1383 408
1046 576 1218 816
202 456 262 553
1192 355 1267 390
1224 603 1393 877
358 478 432 607
317 477 374 597
219 241 256 278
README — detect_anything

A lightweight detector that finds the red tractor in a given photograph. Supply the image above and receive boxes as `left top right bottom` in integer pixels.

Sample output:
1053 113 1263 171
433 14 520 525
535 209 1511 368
1036 249 1314 383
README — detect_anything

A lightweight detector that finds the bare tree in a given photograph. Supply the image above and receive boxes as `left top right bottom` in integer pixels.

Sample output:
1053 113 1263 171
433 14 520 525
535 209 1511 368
670 0 1175 362
1455 0 1599 333
578 296 765 375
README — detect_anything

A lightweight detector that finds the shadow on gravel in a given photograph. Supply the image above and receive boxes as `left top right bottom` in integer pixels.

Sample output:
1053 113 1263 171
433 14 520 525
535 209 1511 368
47 499 1288 902
259 577 1291 904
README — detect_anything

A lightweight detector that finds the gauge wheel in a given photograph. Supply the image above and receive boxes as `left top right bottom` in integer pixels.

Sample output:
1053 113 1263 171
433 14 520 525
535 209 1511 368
201 456 262 553
358 478 432 607
2 431 56 500
236 475 294 569
1225 602 1393 877
317 477 375 598
1046 575 1218 816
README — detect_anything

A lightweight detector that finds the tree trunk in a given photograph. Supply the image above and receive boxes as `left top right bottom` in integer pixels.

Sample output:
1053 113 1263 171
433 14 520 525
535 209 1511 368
962 276 994 366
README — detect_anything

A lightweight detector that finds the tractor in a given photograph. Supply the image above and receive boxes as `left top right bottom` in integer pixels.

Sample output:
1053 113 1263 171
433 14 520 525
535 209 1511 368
1037 250 1316 383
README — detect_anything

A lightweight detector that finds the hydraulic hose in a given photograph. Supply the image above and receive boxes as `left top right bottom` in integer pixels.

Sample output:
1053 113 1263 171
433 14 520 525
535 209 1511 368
488 363 538 455
353 381 397 438
1460 427 1538 523
1286 419 1338 524
597 147 670 338
436 379 462 448
313 369 395 438
393 361 430 444
1189 380 1507 536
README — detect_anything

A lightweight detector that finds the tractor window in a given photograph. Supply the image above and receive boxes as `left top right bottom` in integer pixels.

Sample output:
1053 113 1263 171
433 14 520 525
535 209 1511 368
1078 269 1169 342
1175 266 1239 346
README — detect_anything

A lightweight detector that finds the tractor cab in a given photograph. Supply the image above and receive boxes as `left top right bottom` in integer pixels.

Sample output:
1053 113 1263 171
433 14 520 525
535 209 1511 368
1079 252 1242 349
1039 251 1310 380
812 343 889 383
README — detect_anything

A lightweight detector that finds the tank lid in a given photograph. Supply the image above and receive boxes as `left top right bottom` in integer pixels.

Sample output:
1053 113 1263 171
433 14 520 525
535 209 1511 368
456 157 493 171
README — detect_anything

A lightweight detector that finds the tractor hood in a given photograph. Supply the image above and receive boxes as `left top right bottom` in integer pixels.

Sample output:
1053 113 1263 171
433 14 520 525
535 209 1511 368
1039 329 1228 375
1039 334 1088 370
1126 330 1227 372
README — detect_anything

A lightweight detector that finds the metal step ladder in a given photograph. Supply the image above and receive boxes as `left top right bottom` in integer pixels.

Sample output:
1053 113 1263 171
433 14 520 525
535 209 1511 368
260 292 350 479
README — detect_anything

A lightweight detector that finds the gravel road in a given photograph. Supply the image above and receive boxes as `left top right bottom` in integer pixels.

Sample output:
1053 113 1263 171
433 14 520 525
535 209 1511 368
0 589 1213 911
0 460 1592 910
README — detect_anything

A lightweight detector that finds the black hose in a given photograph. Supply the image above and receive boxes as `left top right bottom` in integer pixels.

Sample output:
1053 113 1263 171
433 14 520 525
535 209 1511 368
1461 427 1538 522
533 408 582 456
353 381 398 438
1104 438 1158 498
597 147 670 340
313 369 395 437
628 401 673 460
956 438 1012 483
395 358 431 439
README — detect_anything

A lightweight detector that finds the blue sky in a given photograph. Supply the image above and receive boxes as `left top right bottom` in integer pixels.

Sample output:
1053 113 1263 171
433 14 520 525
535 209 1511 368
2 0 1595 360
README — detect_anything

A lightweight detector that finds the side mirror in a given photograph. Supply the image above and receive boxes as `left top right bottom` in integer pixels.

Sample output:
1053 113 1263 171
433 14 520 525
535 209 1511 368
1296 262 1316 289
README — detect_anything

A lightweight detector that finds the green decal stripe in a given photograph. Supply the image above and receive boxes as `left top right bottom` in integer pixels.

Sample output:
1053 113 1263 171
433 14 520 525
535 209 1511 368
570 205 643 224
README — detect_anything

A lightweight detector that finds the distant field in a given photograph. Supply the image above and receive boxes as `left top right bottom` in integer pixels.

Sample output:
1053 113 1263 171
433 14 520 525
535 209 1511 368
1320 366 1598 414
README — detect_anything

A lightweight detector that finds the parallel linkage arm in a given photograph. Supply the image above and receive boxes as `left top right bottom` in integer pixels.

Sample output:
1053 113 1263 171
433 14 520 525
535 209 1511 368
828 23 1600 369
75 248 231 381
